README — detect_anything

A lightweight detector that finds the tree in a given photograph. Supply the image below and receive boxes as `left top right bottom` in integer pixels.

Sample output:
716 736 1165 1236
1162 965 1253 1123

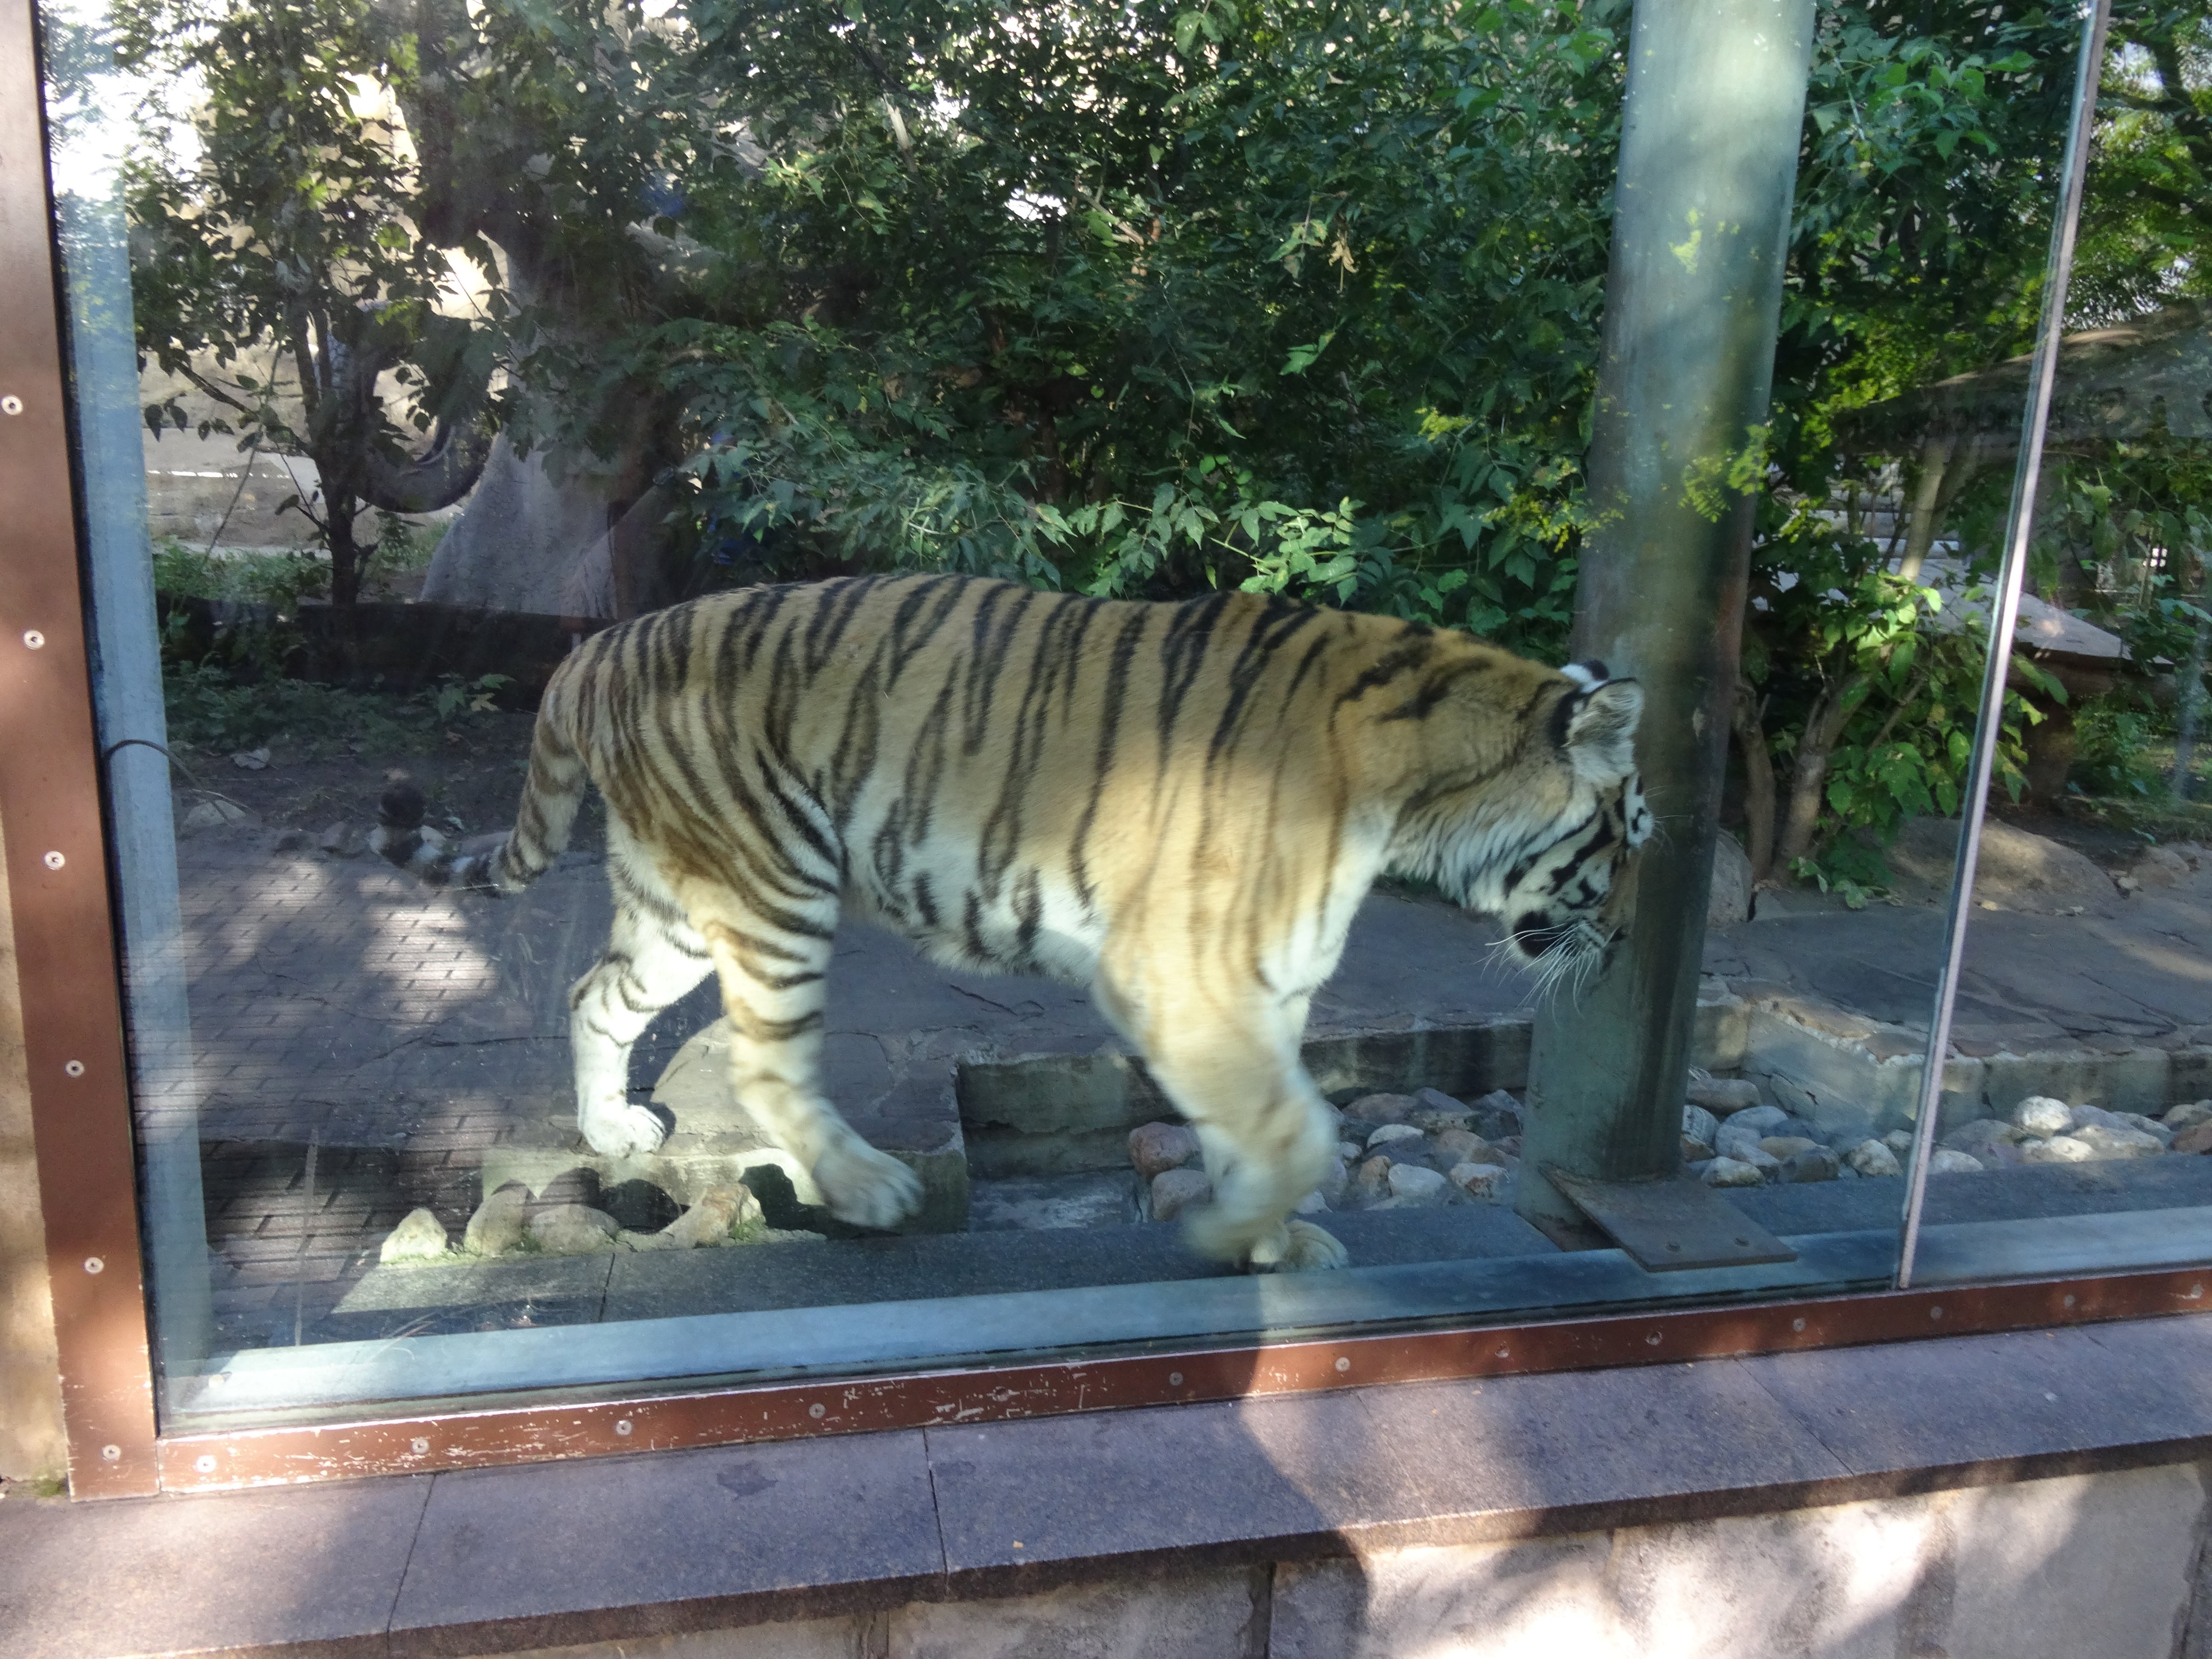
122 0 498 605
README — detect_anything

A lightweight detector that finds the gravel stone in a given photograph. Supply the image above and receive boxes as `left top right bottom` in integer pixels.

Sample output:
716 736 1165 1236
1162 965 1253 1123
1448 1161 1508 1199
1150 1167 1213 1222
1347 1092 1418 1124
1354 1155 1394 1201
1927 1149 1984 1175
1409 1089 1476 1132
1760 1135 1821 1160
2164 1102 2212 1132
2173 1123 2212 1156
378 1208 448 1263
1883 1129 1916 1156
1702 1156 1764 1187
2021 1135 2096 1164
529 1204 620 1253
1686 1074 1763 1115
1682 1103 1720 1146
1386 1163 1449 1203
462 1183 529 1255
1784 1145 1842 1183
2071 1104 2173 1147
1434 1127 1491 1165
1128 1121 1204 1179
1318 1155 1350 1202
1846 1138 1901 1178
1467 1089 1525 1139
2009 1096 2074 1138
2066 1122 2165 1160
1727 1104 1790 1136
1367 1122 1425 1151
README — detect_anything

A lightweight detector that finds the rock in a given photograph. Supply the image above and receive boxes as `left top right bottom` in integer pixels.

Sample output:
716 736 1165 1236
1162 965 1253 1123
1150 1167 1213 1222
1682 1104 1720 1147
1927 1149 1984 1175
1434 1127 1491 1166
1293 1189 1330 1216
1493 1135 1523 1159
1942 1119 2029 1165
2163 1102 2212 1132
2067 1122 2164 1161
2129 845 2191 889
1883 1129 1916 1156
659 1184 760 1249
1760 1136 1821 1160
2009 1096 2074 1138
1846 1138 1901 1178
2022 1135 2096 1164
1784 1146 1842 1183
1467 1089 1525 1139
529 1204 620 1253
1727 1104 1790 1136
1410 1089 1475 1132
1448 1161 1509 1199
229 746 270 770
2069 1103 2172 1146
1129 1121 1203 1179
1685 1073 1762 1115
1336 1140 1364 1162
1682 1136 1717 1164
1888 816 2118 912
1353 1155 1394 1201
1386 1164 1449 1203
2172 1123 2212 1156
1738 1145 1783 1176
1318 1155 1350 1202
1703 1156 1764 1187
462 1184 529 1255
180 797 259 832
1708 832 1755 926
378 1208 448 1263
271 827 308 852
317 821 365 857
1347 1092 1417 1124
418 824 450 852
1715 1122 1766 1162
1366 1123 1425 1151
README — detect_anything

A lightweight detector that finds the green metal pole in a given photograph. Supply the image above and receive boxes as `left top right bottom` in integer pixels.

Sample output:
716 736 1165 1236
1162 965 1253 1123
1517 0 1815 1236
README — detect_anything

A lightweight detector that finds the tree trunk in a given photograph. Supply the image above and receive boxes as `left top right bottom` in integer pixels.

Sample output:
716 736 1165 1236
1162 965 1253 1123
1732 677 1778 884
326 492 364 607
1771 669 1871 875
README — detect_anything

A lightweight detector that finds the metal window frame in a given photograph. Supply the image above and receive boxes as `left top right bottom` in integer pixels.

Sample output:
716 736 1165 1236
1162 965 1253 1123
6 0 2204 1503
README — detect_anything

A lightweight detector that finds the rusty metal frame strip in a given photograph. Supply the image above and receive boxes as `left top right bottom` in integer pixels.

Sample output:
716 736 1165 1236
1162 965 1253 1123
160 1264 2211 1491
0 0 160 1498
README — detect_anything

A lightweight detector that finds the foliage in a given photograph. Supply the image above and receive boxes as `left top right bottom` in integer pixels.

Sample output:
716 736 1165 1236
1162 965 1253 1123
151 535 329 610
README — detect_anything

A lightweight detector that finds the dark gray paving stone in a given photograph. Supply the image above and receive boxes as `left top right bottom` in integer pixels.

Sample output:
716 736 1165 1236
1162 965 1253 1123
388 1432 941 1656
1350 1358 1852 1540
1741 1323 2212 1478
0 1476 429 1659
926 1388 1424 1582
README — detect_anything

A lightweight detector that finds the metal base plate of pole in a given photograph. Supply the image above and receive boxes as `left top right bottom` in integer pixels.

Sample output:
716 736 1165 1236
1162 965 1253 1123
1546 1170 1799 1273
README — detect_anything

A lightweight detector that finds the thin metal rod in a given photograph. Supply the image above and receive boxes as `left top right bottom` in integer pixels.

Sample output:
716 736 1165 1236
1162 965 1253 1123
1897 0 2112 1290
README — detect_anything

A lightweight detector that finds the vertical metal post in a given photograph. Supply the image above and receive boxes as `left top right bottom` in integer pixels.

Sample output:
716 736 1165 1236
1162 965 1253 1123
1896 0 2112 1289
1518 0 1816 1235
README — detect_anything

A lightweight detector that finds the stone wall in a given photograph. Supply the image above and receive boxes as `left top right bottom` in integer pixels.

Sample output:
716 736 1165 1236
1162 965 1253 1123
489 1462 2212 1659
0 807 67 1484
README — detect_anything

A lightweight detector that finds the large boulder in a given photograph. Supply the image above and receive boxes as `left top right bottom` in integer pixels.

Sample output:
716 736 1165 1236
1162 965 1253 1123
1886 817 2116 912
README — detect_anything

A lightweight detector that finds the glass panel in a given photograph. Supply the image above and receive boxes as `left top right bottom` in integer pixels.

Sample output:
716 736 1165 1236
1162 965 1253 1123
1896 0 2212 1290
30 0 2093 1432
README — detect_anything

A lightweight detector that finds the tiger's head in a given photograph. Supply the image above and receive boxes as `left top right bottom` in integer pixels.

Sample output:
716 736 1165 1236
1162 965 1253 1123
1394 655 1652 995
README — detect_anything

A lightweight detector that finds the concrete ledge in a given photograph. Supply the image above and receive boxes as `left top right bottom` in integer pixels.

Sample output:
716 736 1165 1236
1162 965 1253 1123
8 1312 2212 1657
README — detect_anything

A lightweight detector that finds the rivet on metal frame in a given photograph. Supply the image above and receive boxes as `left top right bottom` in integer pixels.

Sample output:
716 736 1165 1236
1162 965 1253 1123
808 1403 826 1419
41 850 64 870
1930 1306 1944 1321
613 1418 634 1436
64 1060 84 1077
410 1438 430 1455
99 1444 120 1461
0 394 23 416
21 629 43 649
2064 1293 2077 1308
1333 1356 1350 1373
83 1257 103 1275
1167 1371 1183 1386
1645 1333 1662 1346
194 1455 216 1474
1792 1318 1807 1333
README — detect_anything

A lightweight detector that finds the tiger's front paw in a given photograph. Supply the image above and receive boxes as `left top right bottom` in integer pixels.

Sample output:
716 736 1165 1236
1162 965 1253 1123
579 1097 669 1158
1252 1218 1349 1273
814 1138 923 1230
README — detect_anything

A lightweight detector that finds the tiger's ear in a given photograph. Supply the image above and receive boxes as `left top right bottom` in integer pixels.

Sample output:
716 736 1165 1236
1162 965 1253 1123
1562 679 1642 786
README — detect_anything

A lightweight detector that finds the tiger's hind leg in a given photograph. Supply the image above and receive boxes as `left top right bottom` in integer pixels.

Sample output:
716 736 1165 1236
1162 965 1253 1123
692 886 923 1231
569 848 714 1158
1113 983 1347 1271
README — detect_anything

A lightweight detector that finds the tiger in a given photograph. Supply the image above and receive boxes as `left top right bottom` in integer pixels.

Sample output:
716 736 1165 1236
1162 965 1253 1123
375 572 1650 1272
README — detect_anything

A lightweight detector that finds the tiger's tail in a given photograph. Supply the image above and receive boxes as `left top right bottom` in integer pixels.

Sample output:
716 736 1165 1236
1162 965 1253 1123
370 692 590 895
